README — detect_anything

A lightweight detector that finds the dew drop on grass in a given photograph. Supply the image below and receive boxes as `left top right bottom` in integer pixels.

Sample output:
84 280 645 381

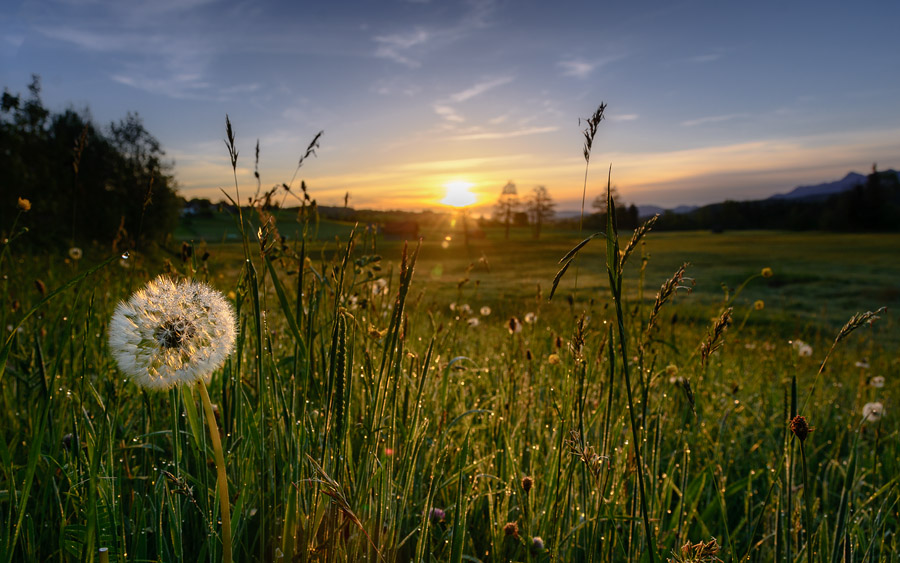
121 251 130 259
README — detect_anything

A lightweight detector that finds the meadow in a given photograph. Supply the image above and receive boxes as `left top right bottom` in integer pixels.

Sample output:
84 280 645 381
2 188 899 562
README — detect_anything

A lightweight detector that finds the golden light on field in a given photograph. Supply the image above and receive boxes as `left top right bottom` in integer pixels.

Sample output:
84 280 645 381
440 180 477 207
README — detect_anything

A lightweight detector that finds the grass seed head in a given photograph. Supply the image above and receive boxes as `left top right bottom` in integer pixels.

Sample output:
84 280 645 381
503 521 519 538
522 475 534 493
790 415 812 442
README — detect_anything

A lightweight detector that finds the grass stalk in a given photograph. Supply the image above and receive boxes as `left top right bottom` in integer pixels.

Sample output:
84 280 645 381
198 381 232 563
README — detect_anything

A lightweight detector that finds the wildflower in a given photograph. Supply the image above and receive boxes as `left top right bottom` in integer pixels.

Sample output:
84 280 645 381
503 521 519 538
524 312 536 324
789 415 812 442
532 536 545 551
870 376 885 388
480 306 491 316
108 275 237 390
508 316 522 334
521 475 534 493
467 317 480 327
761 267 774 278
429 508 446 523
863 402 884 422
17 197 31 211
792 339 813 357
754 300 764 311
459 304 472 314
548 353 561 365
68 247 83 260
449 302 457 311
372 278 388 296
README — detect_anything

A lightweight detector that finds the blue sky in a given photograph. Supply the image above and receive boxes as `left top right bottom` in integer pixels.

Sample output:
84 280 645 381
2 0 899 213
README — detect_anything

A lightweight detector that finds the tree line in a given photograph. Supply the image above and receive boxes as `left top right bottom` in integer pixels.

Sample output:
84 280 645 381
1 76 180 251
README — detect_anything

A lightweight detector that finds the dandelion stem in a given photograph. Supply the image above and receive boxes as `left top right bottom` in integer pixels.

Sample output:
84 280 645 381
798 439 814 563
199 381 232 563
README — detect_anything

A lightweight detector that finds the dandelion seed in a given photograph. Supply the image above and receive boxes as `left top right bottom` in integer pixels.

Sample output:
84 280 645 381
108 275 237 390
480 306 491 316
792 339 813 357
17 197 31 212
524 312 536 324
68 247 83 260
754 300 764 311
863 402 884 422
870 376 885 388
761 267 774 278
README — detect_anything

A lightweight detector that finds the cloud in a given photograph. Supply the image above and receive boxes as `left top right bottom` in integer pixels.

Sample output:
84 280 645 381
449 76 514 102
373 28 430 67
681 113 748 127
451 126 558 141
434 104 465 123
610 114 639 122
558 55 621 78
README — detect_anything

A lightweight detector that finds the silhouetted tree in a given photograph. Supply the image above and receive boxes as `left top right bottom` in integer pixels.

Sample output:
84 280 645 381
1 76 179 250
493 180 520 240
526 185 555 239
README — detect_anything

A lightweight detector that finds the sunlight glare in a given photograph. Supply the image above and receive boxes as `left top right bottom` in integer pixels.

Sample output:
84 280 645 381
440 181 477 207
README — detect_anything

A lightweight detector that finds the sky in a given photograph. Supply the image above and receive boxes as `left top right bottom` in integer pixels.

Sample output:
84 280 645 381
2 0 900 214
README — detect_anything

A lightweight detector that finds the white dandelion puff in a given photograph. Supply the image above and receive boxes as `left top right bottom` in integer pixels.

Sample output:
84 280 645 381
524 312 536 324
863 401 884 423
467 317 480 327
108 275 237 390
508 316 523 334
792 339 813 357
855 359 870 369
68 247 83 260
480 306 491 316
459 304 472 315
870 376 885 388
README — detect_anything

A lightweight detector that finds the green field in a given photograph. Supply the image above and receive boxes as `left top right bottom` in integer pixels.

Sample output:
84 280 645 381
1 219 898 562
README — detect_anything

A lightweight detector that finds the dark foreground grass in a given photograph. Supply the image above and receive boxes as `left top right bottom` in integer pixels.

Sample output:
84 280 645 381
1 216 897 562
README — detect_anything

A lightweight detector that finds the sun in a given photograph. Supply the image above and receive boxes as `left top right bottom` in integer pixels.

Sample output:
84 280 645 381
440 181 477 207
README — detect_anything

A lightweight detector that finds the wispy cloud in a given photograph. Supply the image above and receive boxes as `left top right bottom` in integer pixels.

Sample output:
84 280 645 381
433 104 465 123
449 76 514 102
451 126 558 141
610 114 639 122
558 55 621 78
681 113 748 127
373 28 430 67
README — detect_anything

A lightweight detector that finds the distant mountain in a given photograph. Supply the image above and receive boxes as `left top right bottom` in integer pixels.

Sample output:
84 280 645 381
767 172 868 201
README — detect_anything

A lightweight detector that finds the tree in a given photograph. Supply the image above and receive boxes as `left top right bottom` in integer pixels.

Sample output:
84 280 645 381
526 185 555 239
1 76 179 250
493 180 520 240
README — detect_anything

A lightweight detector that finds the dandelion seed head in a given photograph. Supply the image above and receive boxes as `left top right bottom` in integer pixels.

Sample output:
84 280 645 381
480 306 491 316
467 317 480 327
870 376 885 388
524 312 536 324
863 401 884 422
108 275 237 390
68 247 83 260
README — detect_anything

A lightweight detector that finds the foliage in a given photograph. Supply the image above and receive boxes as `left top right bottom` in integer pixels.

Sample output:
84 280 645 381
0 75 180 251
525 185 555 239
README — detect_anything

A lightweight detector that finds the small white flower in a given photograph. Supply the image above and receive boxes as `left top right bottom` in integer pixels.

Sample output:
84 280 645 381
870 376 885 388
863 401 884 423
372 278 388 296
467 317 480 327
792 340 813 357
524 312 536 324
480 306 491 316
108 276 237 390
